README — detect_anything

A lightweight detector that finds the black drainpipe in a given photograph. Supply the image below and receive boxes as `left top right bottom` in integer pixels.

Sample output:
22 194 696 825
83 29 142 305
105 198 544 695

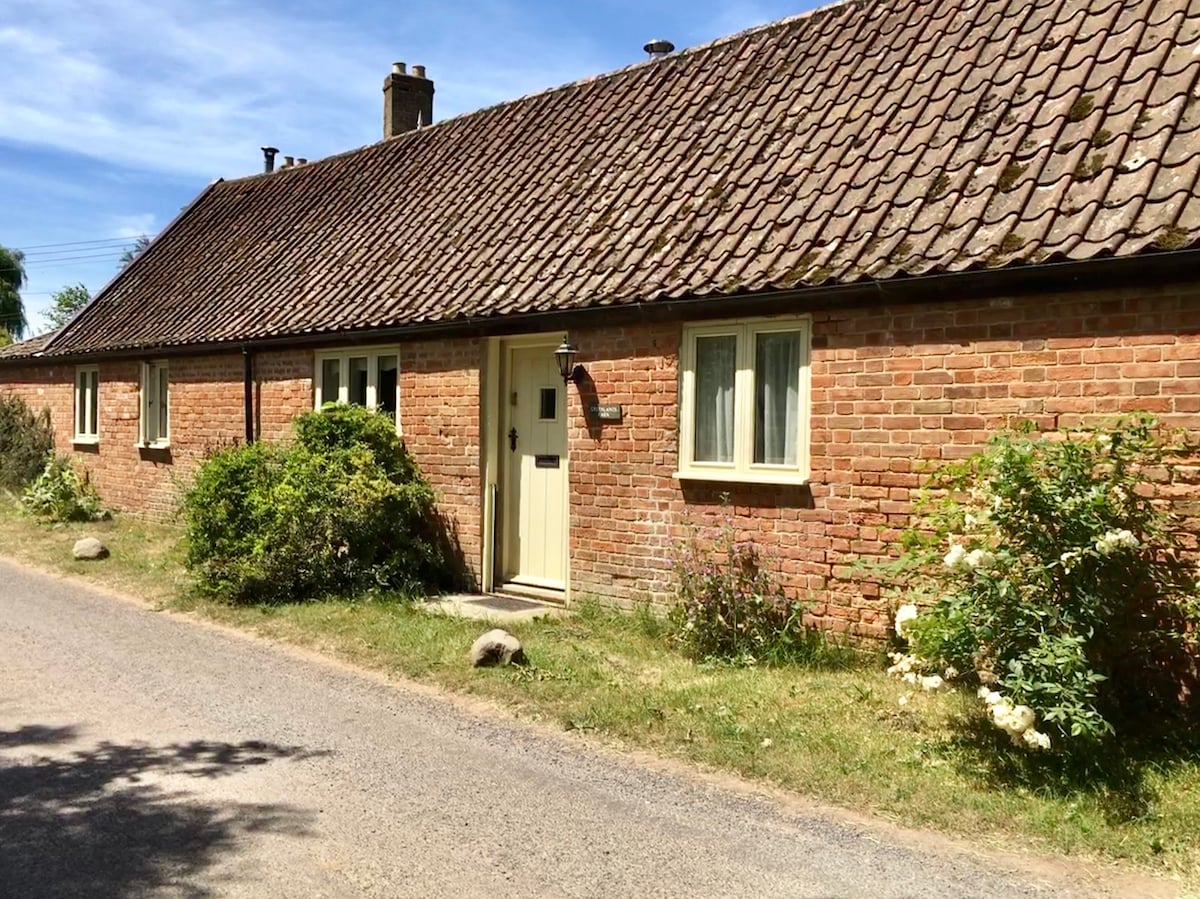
242 346 255 444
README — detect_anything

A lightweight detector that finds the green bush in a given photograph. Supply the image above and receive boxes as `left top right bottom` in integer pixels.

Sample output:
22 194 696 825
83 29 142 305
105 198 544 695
670 508 849 667
183 405 447 603
22 455 106 522
883 416 1200 755
0 394 54 492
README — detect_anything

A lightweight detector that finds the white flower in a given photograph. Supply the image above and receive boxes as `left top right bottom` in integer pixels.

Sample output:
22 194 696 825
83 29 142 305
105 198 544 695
1059 549 1081 572
944 543 968 571
760 737 773 749
894 604 918 639
1009 705 1036 733
1022 729 1051 751
918 674 944 691
902 672 918 686
1096 434 1112 451
1095 528 1138 555
944 666 959 680
964 548 994 570
898 694 909 707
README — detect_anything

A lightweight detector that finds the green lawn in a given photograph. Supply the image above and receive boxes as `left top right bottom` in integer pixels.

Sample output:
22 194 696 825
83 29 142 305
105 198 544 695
1 497 1196 890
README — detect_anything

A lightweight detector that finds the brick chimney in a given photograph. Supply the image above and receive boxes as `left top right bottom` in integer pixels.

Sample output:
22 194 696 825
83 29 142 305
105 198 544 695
383 62 434 138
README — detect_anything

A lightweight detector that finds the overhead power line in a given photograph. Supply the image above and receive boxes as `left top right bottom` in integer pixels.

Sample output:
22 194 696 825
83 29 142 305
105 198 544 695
14 235 146 251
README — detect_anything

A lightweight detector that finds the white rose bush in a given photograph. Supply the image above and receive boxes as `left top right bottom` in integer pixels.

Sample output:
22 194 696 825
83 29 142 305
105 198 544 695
878 416 1200 760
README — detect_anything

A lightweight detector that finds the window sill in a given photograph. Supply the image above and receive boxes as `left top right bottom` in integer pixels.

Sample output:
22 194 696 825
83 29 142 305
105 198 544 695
137 441 171 451
673 469 810 487
72 437 100 447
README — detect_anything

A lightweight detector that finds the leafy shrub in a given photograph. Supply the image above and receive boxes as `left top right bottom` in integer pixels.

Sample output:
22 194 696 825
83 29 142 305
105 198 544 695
670 508 848 666
882 416 1200 754
0 394 54 492
22 455 106 522
183 405 447 603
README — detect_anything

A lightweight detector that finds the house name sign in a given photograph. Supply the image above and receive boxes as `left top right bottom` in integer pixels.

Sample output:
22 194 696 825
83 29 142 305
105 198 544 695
588 404 623 421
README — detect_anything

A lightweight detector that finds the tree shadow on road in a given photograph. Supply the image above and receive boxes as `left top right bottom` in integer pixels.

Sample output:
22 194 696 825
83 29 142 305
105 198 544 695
0 725 329 897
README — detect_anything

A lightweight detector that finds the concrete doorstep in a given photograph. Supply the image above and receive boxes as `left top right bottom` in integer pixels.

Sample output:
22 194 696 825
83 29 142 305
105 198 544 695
422 593 566 624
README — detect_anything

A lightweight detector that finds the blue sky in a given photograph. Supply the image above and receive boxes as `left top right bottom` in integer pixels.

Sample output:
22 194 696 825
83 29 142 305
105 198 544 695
1 0 819 334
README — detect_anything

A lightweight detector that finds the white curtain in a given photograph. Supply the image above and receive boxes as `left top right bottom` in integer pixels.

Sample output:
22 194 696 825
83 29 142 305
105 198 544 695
755 331 799 465
694 335 735 463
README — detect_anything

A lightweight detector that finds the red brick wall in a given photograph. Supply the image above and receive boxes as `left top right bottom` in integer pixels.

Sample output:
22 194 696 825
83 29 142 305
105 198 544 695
566 285 1200 638
2 284 1197 633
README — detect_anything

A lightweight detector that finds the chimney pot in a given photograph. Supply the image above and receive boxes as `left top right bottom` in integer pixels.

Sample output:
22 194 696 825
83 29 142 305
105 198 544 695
297 157 308 165
383 61 435 138
261 146 279 173
283 155 294 168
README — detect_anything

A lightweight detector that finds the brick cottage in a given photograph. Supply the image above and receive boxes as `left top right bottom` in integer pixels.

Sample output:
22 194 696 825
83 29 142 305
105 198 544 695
2 0 1199 637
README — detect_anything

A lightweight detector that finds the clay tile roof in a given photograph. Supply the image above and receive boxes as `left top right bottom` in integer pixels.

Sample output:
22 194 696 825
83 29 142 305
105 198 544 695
0 329 60 360
45 0 1200 357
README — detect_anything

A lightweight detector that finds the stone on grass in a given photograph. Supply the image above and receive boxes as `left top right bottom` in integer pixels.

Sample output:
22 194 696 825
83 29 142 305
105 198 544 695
470 629 526 667
73 537 109 561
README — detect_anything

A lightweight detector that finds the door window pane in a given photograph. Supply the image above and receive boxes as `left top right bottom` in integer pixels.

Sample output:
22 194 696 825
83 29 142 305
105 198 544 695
320 358 340 405
349 357 368 406
376 355 398 418
539 387 557 421
693 335 736 463
753 330 800 465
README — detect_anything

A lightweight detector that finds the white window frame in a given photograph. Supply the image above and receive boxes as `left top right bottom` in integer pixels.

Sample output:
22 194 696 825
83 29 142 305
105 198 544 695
676 315 811 484
139 360 170 447
313 346 402 434
74 365 100 444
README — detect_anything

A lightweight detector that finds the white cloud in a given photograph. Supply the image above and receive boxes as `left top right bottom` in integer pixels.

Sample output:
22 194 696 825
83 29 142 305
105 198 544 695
109 213 157 240
0 0 604 180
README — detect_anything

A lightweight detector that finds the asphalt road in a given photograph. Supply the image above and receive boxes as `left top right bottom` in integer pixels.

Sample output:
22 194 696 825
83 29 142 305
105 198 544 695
0 560 1136 898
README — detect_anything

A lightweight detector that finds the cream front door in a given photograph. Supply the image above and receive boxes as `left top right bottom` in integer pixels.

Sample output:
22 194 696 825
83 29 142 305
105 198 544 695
502 344 568 591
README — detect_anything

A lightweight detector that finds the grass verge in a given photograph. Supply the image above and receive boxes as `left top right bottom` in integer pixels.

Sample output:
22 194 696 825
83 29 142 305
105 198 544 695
1 498 1196 889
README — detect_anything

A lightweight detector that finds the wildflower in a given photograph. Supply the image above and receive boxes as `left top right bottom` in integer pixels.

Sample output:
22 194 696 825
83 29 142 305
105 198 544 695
944 666 959 680
944 543 968 571
898 694 909 707
893 604 919 639
1096 434 1112 451
902 672 918 686
964 548 994 570
918 674 944 691
760 737 773 749
1059 549 1081 572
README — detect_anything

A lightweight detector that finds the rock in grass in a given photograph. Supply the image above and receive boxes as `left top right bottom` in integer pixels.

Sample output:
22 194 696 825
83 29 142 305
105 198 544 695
470 629 526 667
72 537 109 561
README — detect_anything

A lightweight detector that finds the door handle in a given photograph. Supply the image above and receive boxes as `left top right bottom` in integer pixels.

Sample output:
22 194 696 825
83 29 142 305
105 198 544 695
508 427 518 452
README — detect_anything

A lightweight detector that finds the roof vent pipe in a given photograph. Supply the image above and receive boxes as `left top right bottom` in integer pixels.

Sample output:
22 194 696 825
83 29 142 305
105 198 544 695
261 146 279 173
643 39 675 59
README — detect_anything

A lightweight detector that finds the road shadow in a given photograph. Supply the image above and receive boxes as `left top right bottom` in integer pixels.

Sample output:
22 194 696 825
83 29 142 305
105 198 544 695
0 725 328 898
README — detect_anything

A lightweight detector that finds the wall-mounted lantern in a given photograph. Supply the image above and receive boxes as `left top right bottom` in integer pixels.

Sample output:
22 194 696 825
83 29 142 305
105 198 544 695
554 335 582 385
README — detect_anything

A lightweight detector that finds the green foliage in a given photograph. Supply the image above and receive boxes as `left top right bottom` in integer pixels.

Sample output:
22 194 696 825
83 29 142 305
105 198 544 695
884 416 1200 753
0 394 54 492
22 455 106 522
44 283 91 330
119 235 150 269
0 327 11 347
670 507 851 667
183 404 448 603
0 244 28 339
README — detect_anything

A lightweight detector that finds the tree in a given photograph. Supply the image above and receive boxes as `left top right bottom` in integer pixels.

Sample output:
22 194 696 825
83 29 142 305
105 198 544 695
0 244 28 340
119 235 150 269
45 283 91 330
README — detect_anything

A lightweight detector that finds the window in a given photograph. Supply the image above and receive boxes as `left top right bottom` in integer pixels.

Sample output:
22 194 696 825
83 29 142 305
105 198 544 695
314 347 400 428
677 316 811 483
140 361 169 446
74 366 99 443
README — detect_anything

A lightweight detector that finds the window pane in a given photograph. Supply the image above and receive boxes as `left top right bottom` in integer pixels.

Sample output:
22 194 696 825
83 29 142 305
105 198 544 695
88 371 99 436
349 356 368 406
156 366 169 441
754 330 800 465
76 372 87 435
693 335 736 463
539 387 557 421
320 358 340 405
376 355 398 418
